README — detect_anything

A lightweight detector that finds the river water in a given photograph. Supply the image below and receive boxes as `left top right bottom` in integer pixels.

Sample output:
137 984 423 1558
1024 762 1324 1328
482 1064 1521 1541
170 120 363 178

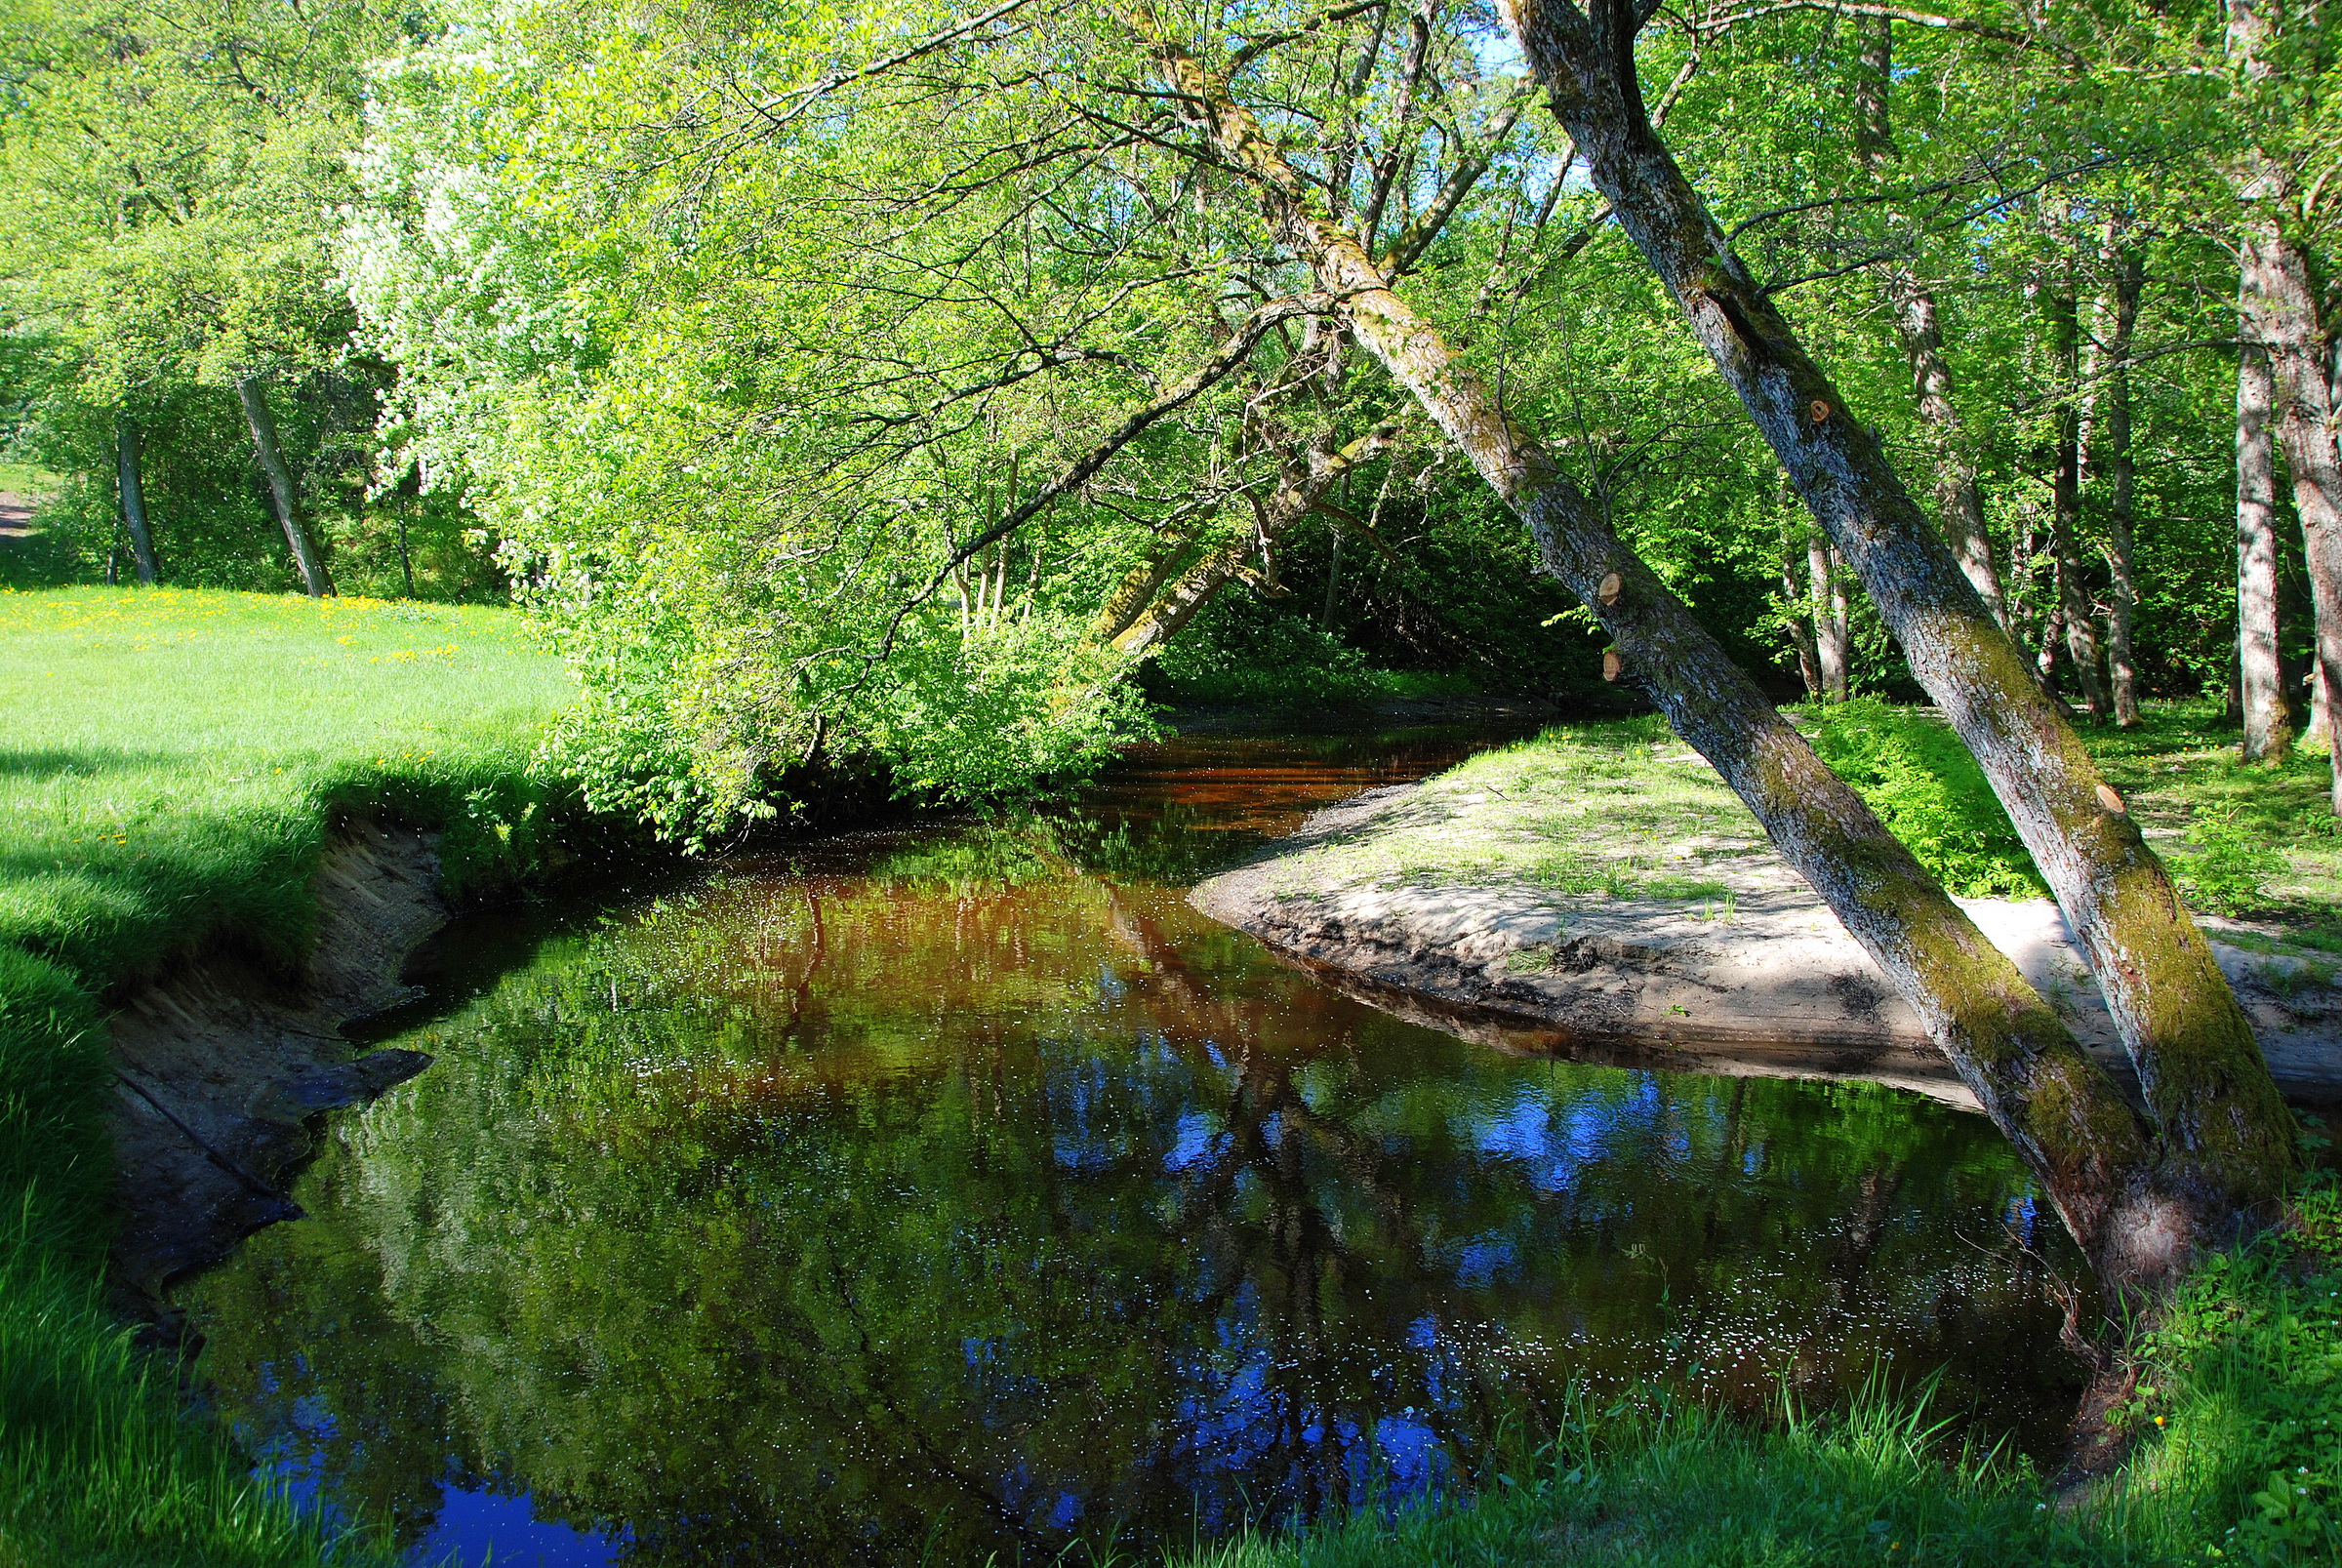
184 724 2086 1566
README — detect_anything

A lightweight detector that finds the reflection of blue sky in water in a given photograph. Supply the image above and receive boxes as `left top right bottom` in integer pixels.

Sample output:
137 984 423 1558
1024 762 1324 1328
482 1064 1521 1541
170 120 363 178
415 1486 624 1568
183 728 2090 1565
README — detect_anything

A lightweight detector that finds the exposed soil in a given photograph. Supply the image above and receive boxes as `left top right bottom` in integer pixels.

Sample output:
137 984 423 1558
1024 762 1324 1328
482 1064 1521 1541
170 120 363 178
108 817 448 1309
1193 779 2342 1109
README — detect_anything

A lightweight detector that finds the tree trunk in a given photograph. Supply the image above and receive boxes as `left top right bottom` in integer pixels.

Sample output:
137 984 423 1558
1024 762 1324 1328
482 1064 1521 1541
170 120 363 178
2101 243 2144 728
2236 286 2289 761
1854 19 2009 635
1781 539 1823 700
2045 284 2109 721
1507 0 2296 1215
1808 532 1850 703
235 377 334 599
2241 213 2342 813
114 418 159 586
1136 10 2189 1289
1888 273 2008 631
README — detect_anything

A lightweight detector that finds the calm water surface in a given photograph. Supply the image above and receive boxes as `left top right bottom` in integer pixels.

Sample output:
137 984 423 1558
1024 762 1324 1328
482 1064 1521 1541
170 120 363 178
185 725 2086 1566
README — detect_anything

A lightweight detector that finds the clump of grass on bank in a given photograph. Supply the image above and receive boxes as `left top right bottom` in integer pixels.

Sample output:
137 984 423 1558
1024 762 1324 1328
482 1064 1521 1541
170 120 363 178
0 585 572 1564
1185 1186 2342 1567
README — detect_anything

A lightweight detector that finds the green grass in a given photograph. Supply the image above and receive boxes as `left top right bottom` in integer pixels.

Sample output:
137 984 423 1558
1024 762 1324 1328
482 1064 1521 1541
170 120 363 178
1261 714 1774 905
2086 704 2342 948
0 585 573 1565
1183 1189 2342 1567
0 462 59 498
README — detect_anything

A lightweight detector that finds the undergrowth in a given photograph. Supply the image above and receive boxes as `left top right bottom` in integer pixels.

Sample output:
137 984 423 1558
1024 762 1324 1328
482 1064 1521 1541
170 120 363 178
0 585 572 1564
1805 699 2048 900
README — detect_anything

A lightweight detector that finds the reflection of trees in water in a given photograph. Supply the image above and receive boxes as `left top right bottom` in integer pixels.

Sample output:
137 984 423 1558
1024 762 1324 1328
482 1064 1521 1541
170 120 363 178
188 864 2080 1564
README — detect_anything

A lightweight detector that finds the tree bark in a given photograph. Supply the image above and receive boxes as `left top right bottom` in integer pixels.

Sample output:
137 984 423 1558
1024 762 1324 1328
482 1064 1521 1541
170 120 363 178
1888 274 2009 632
114 418 159 586
2236 283 2289 762
235 377 334 599
1808 532 1850 703
1131 8 2189 1289
2101 241 2144 728
2241 214 2342 811
1852 19 2010 635
1781 534 1823 700
1505 0 2296 1215
2045 282 2108 721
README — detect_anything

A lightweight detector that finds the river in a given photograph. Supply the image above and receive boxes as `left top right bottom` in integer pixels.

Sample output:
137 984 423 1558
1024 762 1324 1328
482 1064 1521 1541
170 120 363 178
184 722 2086 1566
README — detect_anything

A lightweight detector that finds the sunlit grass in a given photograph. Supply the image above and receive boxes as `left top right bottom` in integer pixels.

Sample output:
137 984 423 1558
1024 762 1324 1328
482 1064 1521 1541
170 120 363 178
0 585 571 1565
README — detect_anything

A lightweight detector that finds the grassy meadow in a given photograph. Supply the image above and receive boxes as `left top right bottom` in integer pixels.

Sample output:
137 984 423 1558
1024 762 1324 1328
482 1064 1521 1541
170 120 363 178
0 586 572 1565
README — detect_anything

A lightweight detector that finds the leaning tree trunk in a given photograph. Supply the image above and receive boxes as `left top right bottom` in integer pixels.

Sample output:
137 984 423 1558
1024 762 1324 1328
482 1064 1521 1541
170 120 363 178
2242 213 2342 813
114 418 159 586
1131 7 2191 1289
235 377 334 599
1850 16 2010 635
2045 283 2109 722
1505 0 2295 1215
1888 273 2009 632
2101 243 2144 728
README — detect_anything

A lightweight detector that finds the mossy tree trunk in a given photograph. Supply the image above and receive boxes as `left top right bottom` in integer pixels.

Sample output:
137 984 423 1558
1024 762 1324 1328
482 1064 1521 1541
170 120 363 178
1851 18 2010 637
1503 0 2297 1219
235 377 334 600
1125 5 2193 1290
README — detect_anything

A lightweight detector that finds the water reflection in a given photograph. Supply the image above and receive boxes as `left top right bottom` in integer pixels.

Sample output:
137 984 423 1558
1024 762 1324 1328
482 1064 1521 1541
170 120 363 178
186 728 2085 1564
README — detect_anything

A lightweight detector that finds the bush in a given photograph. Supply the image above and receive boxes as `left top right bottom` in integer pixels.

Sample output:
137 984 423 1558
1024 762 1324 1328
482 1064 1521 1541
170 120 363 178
1806 699 2047 900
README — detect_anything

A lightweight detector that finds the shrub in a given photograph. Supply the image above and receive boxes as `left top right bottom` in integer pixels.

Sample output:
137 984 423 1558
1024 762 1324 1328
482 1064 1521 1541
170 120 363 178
2179 808 2290 917
1806 699 2047 899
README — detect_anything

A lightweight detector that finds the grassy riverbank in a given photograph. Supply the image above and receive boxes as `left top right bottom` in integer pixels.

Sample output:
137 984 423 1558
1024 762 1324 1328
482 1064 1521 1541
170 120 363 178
0 586 572 1565
1186 1201 2342 1566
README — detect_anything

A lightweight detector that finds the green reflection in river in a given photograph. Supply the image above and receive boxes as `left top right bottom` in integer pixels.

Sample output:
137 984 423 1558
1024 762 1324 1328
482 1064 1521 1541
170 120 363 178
187 740 2086 1565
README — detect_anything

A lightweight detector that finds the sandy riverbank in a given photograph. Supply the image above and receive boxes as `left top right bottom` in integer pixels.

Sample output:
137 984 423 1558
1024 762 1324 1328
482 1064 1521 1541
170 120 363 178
1191 732 2342 1108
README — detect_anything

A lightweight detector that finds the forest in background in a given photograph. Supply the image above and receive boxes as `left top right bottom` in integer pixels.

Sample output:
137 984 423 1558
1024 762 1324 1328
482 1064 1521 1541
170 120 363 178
3 0 2333 835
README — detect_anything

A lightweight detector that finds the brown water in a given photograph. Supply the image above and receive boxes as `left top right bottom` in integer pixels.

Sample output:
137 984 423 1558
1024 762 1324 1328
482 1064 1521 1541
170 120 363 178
185 725 2086 1566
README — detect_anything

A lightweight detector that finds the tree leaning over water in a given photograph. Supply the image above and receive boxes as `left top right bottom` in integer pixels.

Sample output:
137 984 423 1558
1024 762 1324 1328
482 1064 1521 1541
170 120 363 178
1095 0 2214 1291
1499 0 2297 1218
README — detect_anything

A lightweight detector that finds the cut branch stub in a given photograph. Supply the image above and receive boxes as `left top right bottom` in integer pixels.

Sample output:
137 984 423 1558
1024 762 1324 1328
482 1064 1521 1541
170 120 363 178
2095 784 2127 815
1602 647 1624 682
1597 570 1624 606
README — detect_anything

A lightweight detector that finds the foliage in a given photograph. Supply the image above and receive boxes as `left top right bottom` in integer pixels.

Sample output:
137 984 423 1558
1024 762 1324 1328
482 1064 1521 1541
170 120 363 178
2180 810 2294 919
1807 700 2049 900
0 585 572 1565
0 0 501 596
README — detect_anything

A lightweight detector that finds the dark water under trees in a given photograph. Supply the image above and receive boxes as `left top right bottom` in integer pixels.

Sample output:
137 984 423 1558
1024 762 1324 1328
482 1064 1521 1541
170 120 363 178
184 724 2089 1566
